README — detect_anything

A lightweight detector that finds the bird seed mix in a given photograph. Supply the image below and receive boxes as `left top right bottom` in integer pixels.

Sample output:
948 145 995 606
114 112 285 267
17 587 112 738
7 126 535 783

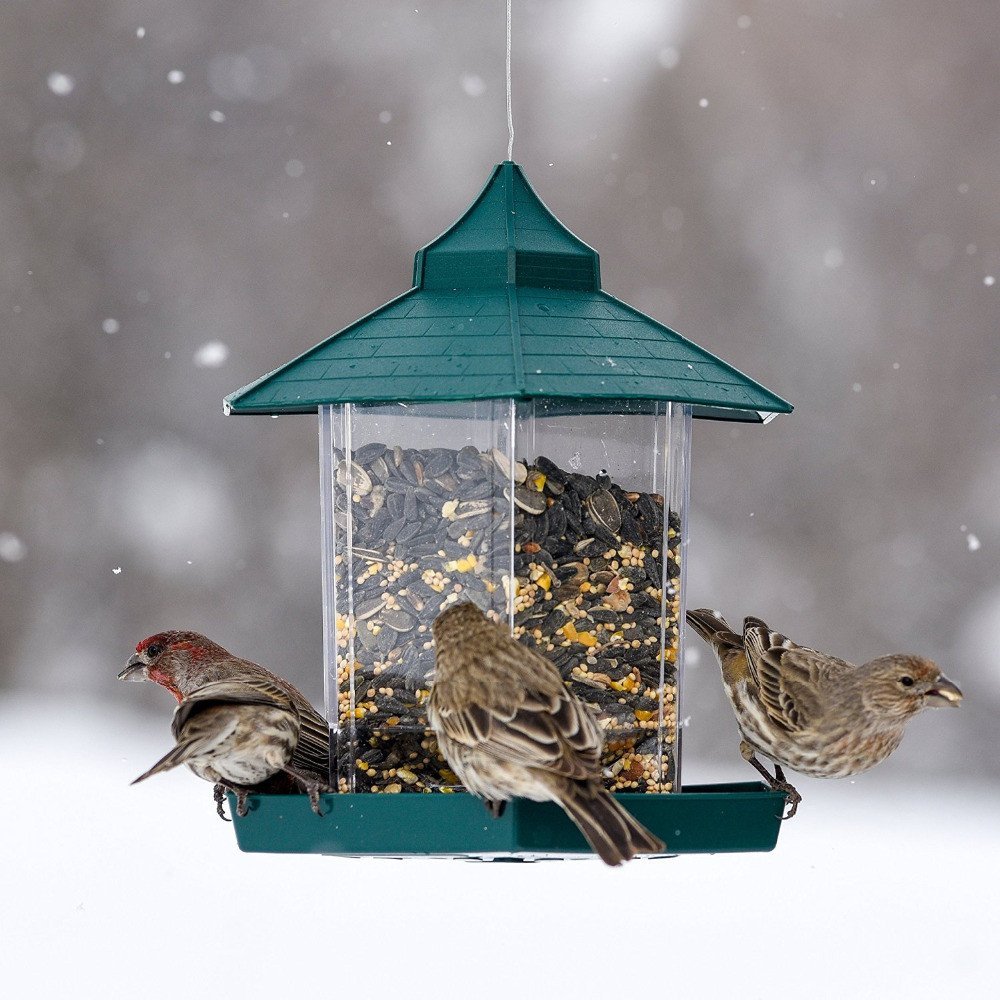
330 445 680 794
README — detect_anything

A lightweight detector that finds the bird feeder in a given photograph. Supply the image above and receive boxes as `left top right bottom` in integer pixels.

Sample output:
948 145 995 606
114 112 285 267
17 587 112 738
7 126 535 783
224 162 792 858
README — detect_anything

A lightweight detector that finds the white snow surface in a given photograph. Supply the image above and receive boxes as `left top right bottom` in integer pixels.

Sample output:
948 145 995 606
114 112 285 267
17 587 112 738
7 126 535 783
1 693 997 1000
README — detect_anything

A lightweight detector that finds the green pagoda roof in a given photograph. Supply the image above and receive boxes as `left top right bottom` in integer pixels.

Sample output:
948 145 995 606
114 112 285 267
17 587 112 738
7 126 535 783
225 162 791 422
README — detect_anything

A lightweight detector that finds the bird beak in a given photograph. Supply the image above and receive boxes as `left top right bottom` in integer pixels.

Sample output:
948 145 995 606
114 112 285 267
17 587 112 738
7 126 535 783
118 654 147 681
925 677 963 707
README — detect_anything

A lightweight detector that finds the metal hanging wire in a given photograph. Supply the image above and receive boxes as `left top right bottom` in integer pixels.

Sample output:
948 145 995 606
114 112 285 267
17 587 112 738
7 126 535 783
506 0 514 160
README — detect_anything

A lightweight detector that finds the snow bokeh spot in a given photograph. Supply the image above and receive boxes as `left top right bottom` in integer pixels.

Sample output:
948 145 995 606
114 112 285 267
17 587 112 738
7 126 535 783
460 74 486 97
0 533 27 563
47 72 75 96
193 341 229 368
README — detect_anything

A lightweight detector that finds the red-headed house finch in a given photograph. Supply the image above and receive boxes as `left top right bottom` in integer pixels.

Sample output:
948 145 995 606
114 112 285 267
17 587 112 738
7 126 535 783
428 602 665 866
131 676 329 817
686 609 963 818
119 630 330 817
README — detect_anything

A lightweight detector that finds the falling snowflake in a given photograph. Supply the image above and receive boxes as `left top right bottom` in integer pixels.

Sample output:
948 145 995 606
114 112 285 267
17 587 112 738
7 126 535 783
47 72 75 96
193 341 229 368
460 74 486 97
0 533 27 562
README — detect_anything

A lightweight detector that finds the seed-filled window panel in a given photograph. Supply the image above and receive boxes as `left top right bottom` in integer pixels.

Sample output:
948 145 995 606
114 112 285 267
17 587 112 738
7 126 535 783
511 400 685 794
319 398 690 796
324 401 515 793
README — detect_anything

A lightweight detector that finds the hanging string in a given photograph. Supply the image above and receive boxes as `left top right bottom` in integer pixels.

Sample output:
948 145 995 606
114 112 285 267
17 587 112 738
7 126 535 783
506 0 514 161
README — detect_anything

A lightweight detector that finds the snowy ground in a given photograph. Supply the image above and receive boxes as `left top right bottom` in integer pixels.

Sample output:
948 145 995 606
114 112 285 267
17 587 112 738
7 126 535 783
1 692 997 1000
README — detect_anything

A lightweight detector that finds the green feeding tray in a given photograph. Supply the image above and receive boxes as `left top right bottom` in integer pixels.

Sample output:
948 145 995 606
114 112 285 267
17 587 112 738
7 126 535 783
223 161 793 860
229 783 786 858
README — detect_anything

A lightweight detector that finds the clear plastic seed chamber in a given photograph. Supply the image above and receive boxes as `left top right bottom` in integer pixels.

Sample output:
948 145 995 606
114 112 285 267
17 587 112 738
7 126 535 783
224 161 793 857
320 399 690 799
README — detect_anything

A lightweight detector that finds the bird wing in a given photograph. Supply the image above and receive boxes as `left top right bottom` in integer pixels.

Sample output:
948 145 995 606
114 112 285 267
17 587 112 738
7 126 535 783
171 677 295 737
742 620 842 733
429 643 604 782
251 665 331 778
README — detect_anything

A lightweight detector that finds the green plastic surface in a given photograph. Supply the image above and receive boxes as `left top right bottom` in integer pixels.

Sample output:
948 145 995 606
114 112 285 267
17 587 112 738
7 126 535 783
229 783 786 858
224 162 792 422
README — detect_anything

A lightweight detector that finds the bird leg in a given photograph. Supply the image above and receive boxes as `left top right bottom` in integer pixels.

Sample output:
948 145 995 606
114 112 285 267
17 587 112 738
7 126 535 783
484 799 507 819
212 783 232 822
213 781 253 820
233 785 252 817
281 766 334 817
741 742 802 820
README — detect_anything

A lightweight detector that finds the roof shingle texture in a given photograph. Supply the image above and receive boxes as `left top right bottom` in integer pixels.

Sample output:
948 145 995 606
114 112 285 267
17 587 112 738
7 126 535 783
225 163 791 422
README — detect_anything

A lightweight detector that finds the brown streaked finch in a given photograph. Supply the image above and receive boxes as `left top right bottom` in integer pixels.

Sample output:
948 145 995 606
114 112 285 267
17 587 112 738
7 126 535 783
428 601 665 866
119 630 330 817
131 676 331 817
686 609 963 818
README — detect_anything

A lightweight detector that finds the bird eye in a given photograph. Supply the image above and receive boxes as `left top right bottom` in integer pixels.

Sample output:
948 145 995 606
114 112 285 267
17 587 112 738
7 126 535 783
146 644 163 658
900 675 914 687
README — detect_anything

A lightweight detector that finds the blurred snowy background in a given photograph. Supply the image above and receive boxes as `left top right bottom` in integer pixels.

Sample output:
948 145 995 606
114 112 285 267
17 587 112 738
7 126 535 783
1 1 997 997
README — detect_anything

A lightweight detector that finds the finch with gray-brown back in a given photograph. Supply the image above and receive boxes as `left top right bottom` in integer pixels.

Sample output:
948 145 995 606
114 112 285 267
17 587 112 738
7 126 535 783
686 609 963 818
429 601 665 866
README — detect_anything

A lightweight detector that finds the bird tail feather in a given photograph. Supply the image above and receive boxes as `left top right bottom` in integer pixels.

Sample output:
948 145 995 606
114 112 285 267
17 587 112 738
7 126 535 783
554 782 665 866
131 741 200 785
